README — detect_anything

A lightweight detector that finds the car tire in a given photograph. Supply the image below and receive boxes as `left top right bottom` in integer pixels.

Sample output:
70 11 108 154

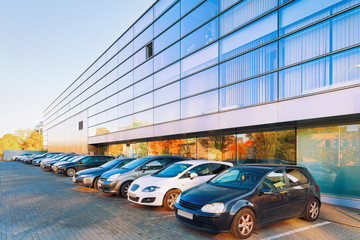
120 181 132 198
303 198 320 222
163 189 181 211
93 177 100 190
66 168 76 177
230 208 256 239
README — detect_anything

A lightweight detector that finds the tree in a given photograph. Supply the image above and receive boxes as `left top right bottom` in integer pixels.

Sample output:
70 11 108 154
0 134 21 156
14 128 32 147
23 130 43 150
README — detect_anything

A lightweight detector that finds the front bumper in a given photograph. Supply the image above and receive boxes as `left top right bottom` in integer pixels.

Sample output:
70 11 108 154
97 178 120 194
174 205 232 233
72 176 95 187
127 189 164 206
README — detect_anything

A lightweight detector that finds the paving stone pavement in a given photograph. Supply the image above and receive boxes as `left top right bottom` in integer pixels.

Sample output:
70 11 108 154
1 162 359 240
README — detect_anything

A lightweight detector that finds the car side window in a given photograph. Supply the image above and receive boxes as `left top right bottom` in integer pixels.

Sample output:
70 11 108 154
188 164 210 177
81 157 93 164
211 163 228 174
262 170 286 191
95 157 107 163
144 159 166 170
285 168 309 187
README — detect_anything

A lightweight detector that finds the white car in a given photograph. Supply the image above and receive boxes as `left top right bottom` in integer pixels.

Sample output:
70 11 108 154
127 160 233 210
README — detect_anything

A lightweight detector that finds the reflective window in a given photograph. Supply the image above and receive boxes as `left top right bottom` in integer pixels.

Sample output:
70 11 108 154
134 59 153 82
279 47 360 99
134 93 153 112
154 82 180 106
118 101 133 118
197 135 236 161
154 62 180 89
154 0 177 19
169 138 196 157
181 90 218 118
154 101 180 124
220 0 277 36
118 28 134 50
220 12 277 61
181 66 218 98
154 42 180 71
181 0 218 37
118 71 133 91
263 170 286 191
118 42 133 65
134 9 153 36
297 124 360 198
117 57 133 78
285 169 309 187
220 42 277 86
148 140 170 155
279 0 359 35
154 22 180 54
236 130 296 165
134 76 153 97
136 142 148 157
181 42 218 77
133 109 153 128
220 0 241 11
181 18 218 57
134 47 146 67
134 25 153 52
220 73 278 111
118 115 133 131
181 0 203 16
118 86 133 104
154 2 180 37
187 164 210 176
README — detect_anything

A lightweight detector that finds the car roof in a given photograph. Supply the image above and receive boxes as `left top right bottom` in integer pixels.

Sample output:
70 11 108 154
233 164 304 170
173 160 233 166
143 155 193 159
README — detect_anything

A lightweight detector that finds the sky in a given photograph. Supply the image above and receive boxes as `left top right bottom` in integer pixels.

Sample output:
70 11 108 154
0 0 156 138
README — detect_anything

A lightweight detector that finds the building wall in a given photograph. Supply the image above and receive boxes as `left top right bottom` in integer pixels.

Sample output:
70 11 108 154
47 110 88 154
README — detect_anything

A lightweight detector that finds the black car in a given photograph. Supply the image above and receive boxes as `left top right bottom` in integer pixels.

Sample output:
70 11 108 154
42 155 81 171
72 158 136 190
53 155 115 177
174 165 320 239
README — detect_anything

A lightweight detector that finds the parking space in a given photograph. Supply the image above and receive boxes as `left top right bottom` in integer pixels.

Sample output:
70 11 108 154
1 162 359 240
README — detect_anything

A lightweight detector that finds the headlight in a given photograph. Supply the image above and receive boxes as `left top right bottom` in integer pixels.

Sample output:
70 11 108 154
201 202 225 214
79 174 89 178
175 193 182 204
142 186 160 192
107 173 121 181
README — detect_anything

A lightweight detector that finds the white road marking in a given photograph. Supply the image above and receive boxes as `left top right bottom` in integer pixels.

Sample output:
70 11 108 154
261 221 331 240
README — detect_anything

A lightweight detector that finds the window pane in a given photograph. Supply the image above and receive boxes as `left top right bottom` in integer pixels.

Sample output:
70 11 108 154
181 90 218 118
134 59 153 82
148 140 170 155
181 0 218 37
134 93 153 112
154 42 180 71
154 22 180 54
134 76 153 97
134 25 153 52
154 62 180 88
197 135 236 161
134 9 153 36
220 12 277 61
154 101 180 123
169 138 196 157
181 42 218 77
181 66 218 98
220 73 278 111
118 28 133 50
220 0 240 11
154 2 180 37
181 0 203 16
133 109 153 128
154 0 177 19
118 101 133 118
118 86 133 104
279 0 359 35
220 0 277 36
117 57 133 78
220 42 277 86
118 115 133 131
181 18 218 57
118 71 133 91
154 82 180 106
134 47 146 67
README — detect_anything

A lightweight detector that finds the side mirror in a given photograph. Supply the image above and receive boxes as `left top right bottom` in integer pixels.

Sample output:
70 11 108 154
78 161 83 164
142 166 149 173
259 187 273 195
190 173 198 180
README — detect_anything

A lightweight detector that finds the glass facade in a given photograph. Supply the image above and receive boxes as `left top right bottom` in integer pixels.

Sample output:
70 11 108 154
44 0 360 202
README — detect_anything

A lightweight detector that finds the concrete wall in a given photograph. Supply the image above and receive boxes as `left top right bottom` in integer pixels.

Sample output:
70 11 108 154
3 150 47 160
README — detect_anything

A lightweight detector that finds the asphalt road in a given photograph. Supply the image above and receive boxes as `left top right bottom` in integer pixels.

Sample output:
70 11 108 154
1 162 359 240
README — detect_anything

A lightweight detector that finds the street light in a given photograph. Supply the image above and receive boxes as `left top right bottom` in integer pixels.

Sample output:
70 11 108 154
346 64 360 82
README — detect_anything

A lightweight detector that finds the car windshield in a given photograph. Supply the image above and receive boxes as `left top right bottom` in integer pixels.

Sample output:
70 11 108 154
69 156 83 162
100 160 119 169
120 157 155 170
208 168 267 190
152 163 192 178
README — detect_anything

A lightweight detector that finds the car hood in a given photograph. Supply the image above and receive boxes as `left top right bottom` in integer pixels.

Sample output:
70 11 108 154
77 167 108 176
101 168 130 178
53 161 71 167
180 183 251 206
132 175 173 188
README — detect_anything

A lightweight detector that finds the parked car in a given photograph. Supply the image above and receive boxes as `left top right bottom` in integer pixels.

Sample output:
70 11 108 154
12 153 32 161
73 158 135 190
32 153 62 166
174 164 321 239
42 155 82 171
98 155 194 197
128 160 233 210
53 155 115 177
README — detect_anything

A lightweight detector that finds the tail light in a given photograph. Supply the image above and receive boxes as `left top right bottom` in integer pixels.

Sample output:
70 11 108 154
317 184 320 192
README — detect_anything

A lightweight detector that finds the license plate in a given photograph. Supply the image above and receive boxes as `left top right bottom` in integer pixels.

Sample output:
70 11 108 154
178 209 193 220
128 192 136 199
